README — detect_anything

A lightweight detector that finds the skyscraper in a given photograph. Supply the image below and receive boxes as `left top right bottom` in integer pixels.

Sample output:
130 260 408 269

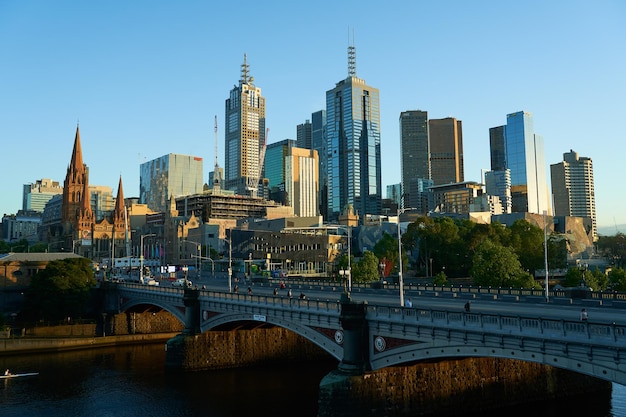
504 111 550 214
326 44 381 222
139 153 204 213
286 147 319 217
224 54 266 196
486 125 512 213
296 120 312 150
551 150 597 240
311 110 327 219
265 139 295 205
428 117 464 186
399 110 429 210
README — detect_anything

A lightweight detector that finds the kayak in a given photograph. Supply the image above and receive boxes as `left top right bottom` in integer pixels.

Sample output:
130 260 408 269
0 372 39 379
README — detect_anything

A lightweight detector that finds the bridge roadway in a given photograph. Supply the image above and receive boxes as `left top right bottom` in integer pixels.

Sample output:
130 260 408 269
109 278 626 385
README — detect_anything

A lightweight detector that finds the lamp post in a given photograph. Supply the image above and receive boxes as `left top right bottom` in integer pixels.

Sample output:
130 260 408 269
335 226 352 293
397 212 405 307
225 231 233 292
140 233 155 284
182 240 201 277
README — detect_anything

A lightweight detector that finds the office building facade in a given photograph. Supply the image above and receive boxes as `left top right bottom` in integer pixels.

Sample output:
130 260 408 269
428 117 464 186
224 54 266 195
400 110 429 211
326 46 381 223
23 179 63 213
265 139 295 205
140 153 204 213
311 110 327 220
550 150 597 240
490 111 550 215
286 147 319 217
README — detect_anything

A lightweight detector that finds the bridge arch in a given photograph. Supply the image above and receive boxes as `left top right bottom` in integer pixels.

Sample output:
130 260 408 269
201 312 343 361
119 298 186 324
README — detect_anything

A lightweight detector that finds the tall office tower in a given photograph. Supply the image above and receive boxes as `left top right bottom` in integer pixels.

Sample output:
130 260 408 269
489 125 507 171
490 111 550 214
428 117 464 186
296 119 312 150
224 54 266 196
311 110 327 220
386 184 401 207
23 179 63 213
286 147 319 217
399 110 429 211
326 46 382 222
89 185 114 222
139 153 204 213
550 150 597 240
486 125 512 213
265 139 295 205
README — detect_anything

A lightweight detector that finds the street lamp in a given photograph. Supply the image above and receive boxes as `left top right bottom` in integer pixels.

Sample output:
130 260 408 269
182 240 201 277
225 230 233 292
334 226 352 293
338 267 351 292
140 233 156 284
396 208 415 307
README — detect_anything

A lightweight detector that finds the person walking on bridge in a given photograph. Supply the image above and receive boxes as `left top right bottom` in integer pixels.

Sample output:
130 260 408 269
580 308 588 321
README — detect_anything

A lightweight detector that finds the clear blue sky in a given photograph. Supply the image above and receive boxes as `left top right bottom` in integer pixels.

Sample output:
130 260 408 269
1 1 624 233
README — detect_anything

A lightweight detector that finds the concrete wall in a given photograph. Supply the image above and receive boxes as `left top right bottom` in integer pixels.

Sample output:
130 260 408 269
165 327 330 370
318 357 612 417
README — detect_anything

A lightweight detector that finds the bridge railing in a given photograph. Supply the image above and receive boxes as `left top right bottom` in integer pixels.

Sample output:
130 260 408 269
116 283 342 313
366 304 626 346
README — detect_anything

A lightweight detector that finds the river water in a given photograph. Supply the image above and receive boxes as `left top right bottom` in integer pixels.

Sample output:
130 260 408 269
1 343 624 417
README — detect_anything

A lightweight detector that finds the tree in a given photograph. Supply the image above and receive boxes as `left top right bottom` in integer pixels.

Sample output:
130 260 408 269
432 271 448 286
563 267 583 287
372 233 399 275
505 220 545 273
609 268 626 291
351 251 380 283
470 240 539 288
22 258 97 321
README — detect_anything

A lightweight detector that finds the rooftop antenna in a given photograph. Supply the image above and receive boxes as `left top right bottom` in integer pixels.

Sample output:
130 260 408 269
348 28 356 77
240 53 250 85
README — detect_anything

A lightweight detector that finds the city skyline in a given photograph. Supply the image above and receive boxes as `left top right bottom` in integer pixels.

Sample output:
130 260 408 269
1 1 624 232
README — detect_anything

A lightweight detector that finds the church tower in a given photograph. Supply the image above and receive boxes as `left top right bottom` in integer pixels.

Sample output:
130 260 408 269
62 125 93 249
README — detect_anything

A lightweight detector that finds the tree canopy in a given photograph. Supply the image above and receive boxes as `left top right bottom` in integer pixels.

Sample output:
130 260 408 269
22 258 97 322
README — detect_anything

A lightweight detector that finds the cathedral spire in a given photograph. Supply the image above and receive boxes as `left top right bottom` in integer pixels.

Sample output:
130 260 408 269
69 124 83 172
114 175 125 216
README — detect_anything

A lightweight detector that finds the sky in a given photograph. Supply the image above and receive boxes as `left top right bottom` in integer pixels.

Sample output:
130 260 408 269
1 1 625 234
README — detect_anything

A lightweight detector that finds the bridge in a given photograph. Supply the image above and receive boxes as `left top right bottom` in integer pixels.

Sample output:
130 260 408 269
101 281 626 385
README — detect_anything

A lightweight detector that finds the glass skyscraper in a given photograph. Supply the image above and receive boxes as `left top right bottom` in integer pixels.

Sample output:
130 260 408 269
224 54 266 196
492 111 550 214
139 153 204 213
326 45 381 222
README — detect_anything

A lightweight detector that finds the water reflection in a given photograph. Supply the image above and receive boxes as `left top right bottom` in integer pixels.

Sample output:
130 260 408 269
0 344 624 417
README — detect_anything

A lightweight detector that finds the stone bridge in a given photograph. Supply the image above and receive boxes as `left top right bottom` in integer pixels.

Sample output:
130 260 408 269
101 282 626 386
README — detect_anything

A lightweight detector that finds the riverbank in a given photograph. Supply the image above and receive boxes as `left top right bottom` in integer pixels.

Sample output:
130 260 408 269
0 332 178 356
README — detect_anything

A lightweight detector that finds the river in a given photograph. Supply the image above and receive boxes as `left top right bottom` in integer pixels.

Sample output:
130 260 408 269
1 343 624 417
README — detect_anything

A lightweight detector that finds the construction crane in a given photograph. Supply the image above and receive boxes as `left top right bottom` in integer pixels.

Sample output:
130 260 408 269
246 127 269 197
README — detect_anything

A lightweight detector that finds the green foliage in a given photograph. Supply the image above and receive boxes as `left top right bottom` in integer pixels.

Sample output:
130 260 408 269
563 267 583 287
609 268 626 291
504 220 545 273
372 233 399 272
22 258 97 321
351 251 380 283
470 240 539 288
596 233 626 268
432 271 448 286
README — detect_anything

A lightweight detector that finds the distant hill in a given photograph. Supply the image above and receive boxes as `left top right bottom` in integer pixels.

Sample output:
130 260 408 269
597 224 626 236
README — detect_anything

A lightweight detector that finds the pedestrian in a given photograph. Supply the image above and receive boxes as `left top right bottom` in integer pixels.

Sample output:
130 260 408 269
273 287 278 296
288 288 292 298
299 292 306 300
580 308 588 321
464 301 471 312
405 298 413 308
247 287 252 295
233 285 239 293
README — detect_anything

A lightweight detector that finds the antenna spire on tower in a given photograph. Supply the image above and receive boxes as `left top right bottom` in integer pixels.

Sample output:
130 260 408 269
240 53 250 85
348 28 356 77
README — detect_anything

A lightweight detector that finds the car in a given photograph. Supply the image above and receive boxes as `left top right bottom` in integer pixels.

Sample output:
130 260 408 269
172 278 192 288
144 278 159 286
